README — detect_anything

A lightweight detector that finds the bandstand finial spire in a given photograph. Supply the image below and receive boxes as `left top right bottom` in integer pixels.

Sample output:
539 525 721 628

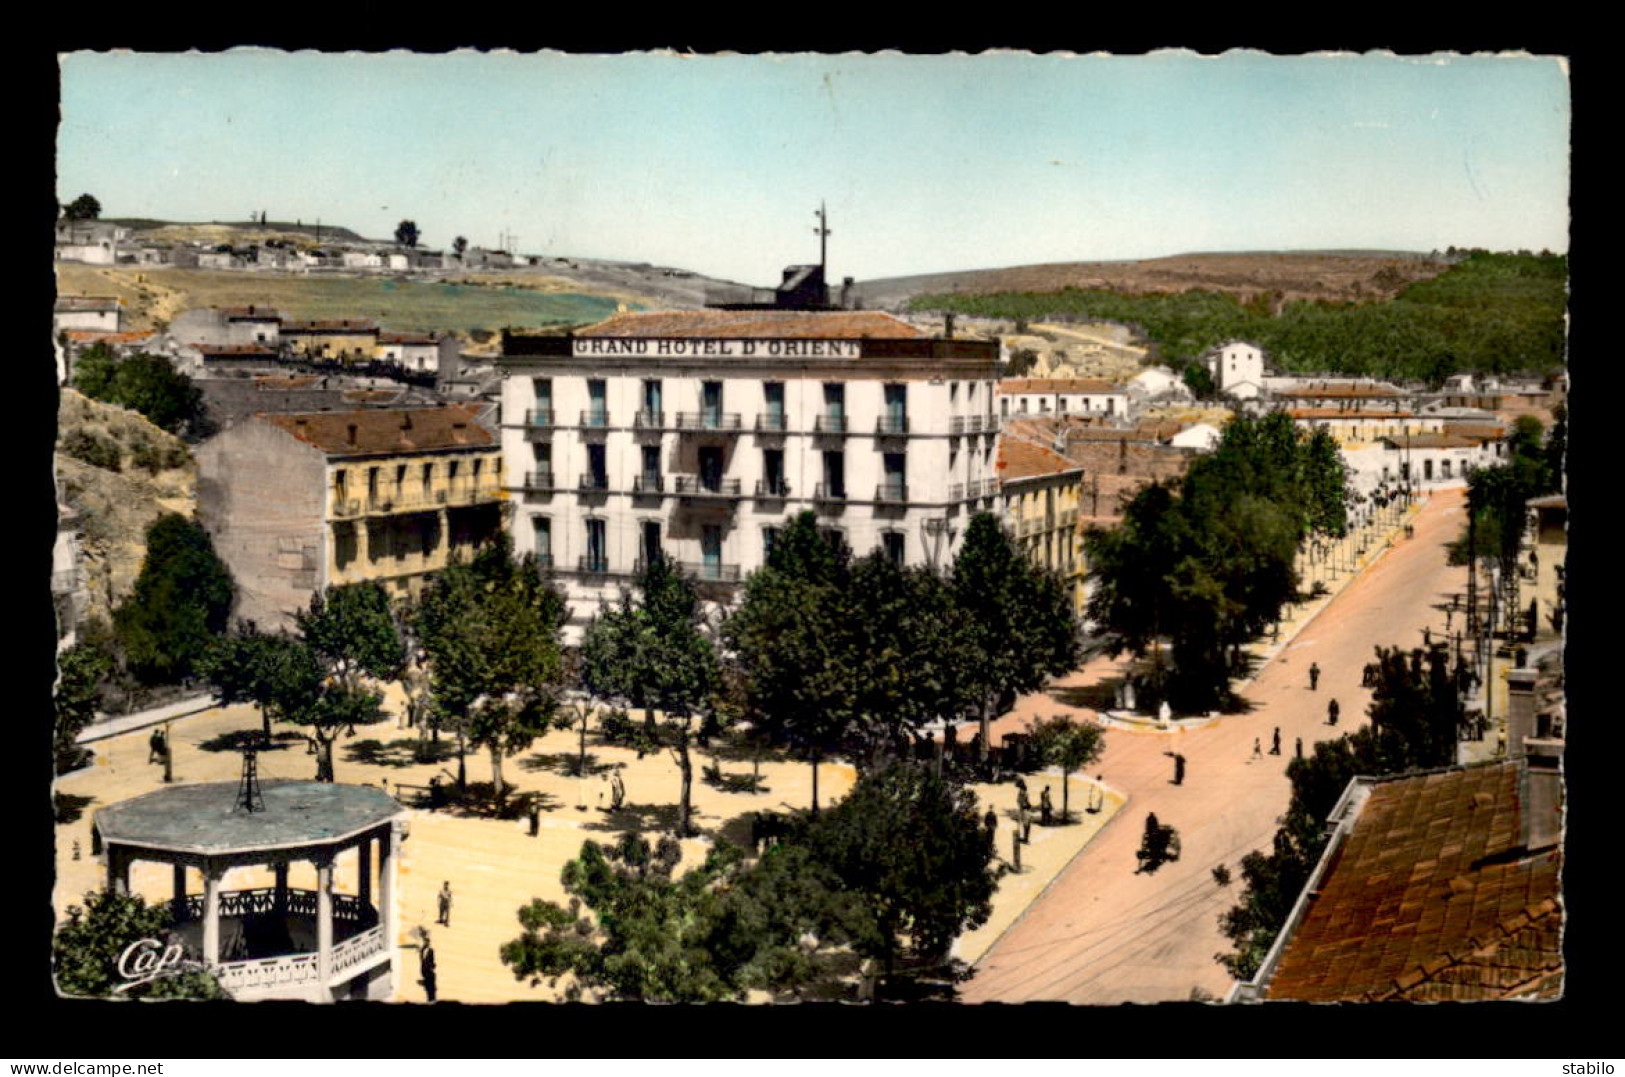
236 742 265 813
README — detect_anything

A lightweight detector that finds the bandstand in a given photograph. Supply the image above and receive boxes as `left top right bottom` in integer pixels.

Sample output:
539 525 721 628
93 779 408 1002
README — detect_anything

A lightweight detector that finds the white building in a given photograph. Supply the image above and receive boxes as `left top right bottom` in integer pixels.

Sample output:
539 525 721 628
1202 340 1268 399
498 310 1003 638
996 377 1130 421
377 332 457 375
53 296 122 334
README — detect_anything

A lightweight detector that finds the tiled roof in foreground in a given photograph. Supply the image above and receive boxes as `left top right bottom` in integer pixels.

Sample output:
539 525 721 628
259 404 492 457
1264 760 1562 1002
579 310 927 340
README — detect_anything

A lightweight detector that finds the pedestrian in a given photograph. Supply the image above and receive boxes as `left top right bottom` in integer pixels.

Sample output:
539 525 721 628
1308 662 1320 691
527 799 540 837
437 881 453 927
1327 698 1340 726
429 775 443 810
1017 799 1033 845
983 807 998 838
1270 727 1282 755
610 767 626 811
420 938 438 1003
1295 736 1303 759
1039 785 1053 826
1173 753 1185 786
1251 737 1263 760
148 728 166 765
1423 627 1431 647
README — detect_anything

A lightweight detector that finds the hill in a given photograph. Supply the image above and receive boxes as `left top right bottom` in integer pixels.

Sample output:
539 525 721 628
850 251 1448 311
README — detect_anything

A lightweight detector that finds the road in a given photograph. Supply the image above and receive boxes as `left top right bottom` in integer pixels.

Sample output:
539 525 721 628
962 487 1469 1003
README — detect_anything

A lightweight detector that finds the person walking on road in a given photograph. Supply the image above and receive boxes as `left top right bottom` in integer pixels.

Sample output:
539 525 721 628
1270 727 1282 756
1251 737 1263 760
1039 786 1053 827
437 881 453 927
610 766 626 811
148 728 167 765
1173 753 1186 786
420 936 438 1003
1295 736 1304 759
1309 662 1321 692
1327 698 1341 727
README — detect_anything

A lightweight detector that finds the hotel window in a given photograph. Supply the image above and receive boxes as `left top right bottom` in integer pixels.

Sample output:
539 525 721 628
762 525 781 561
823 383 846 431
585 519 607 572
881 453 906 500
587 443 608 488
764 382 786 430
699 446 724 492
421 462 433 488
819 527 846 556
882 531 905 566
587 379 608 426
883 383 907 432
700 525 723 579
642 379 663 423
641 521 662 567
533 516 552 567
641 445 662 490
822 450 846 499
702 381 724 428
762 448 786 496
532 378 553 425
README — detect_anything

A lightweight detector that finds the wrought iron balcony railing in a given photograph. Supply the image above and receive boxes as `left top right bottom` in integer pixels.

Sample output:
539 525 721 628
579 409 611 429
875 482 909 504
876 415 910 436
681 561 742 583
814 414 848 435
673 475 743 498
578 554 611 575
755 413 790 433
755 478 791 498
813 483 848 503
525 408 555 428
675 412 743 432
632 474 666 494
578 473 610 493
634 410 668 430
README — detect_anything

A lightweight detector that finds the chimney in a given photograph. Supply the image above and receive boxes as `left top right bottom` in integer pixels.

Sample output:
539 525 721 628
842 277 856 309
1521 736 1564 852
1505 667 1538 759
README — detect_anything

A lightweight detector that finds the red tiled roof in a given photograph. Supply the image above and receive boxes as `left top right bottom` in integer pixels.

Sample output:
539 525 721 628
378 332 438 345
1264 760 1562 1002
1276 383 1404 399
1286 408 1417 420
998 436 1081 482
281 319 379 333
259 405 492 457
998 378 1124 395
222 305 281 320
63 330 151 344
580 310 926 340
1443 423 1508 440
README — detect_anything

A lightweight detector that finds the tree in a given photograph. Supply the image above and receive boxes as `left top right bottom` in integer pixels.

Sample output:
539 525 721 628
501 832 848 1002
417 539 568 797
581 554 720 835
54 889 224 999
394 219 420 248
453 235 469 257
798 761 998 982
298 581 406 695
62 193 102 221
952 513 1081 755
200 627 325 744
54 641 111 774
1027 714 1106 821
843 552 979 768
113 514 235 686
71 348 206 439
724 512 856 810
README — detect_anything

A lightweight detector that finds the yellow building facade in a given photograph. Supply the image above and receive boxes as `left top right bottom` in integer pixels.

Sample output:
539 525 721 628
997 436 1086 613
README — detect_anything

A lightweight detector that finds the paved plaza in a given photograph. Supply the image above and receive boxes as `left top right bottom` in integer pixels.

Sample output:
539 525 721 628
54 490 1475 1005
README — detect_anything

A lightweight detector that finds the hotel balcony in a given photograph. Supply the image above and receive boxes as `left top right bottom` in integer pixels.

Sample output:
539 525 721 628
521 470 560 493
755 478 791 500
522 409 555 437
675 412 743 434
813 414 848 436
633 410 672 433
579 409 612 430
813 483 848 505
632 474 667 495
949 415 993 435
673 475 743 500
875 482 909 504
578 473 611 494
875 415 911 436
577 554 613 576
335 485 502 518
681 561 742 584
755 413 791 435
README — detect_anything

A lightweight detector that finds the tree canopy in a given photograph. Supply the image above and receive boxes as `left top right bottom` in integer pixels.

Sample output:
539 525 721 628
62 193 102 221
71 345 208 439
394 219 420 248
113 514 235 686
581 554 720 833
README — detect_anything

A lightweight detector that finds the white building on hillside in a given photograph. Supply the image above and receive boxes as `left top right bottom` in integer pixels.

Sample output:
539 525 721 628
1202 340 1268 399
497 309 1003 638
997 377 1130 421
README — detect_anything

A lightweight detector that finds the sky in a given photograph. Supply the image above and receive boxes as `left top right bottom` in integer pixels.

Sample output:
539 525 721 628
56 49 1571 286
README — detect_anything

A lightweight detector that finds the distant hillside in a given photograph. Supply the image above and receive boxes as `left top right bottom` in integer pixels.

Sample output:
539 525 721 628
852 251 1447 311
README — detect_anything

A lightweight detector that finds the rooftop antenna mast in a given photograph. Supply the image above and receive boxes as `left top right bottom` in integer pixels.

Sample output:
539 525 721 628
814 202 830 278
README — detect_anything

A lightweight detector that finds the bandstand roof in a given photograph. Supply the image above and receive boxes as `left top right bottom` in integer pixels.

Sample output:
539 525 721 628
95 780 404 856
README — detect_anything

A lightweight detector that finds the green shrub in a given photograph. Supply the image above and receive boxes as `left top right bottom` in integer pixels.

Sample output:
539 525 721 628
61 429 122 472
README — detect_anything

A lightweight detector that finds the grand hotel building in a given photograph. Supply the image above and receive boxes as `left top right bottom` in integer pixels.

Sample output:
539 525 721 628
498 309 1003 637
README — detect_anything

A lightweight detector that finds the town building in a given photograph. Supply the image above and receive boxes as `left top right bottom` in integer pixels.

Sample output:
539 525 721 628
280 319 381 363
1526 493 1567 640
377 332 458 375
1200 340 1267 399
995 432 1086 613
1231 660 1563 1003
54 220 130 265
497 309 1002 638
194 405 505 630
53 296 123 335
996 378 1130 421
